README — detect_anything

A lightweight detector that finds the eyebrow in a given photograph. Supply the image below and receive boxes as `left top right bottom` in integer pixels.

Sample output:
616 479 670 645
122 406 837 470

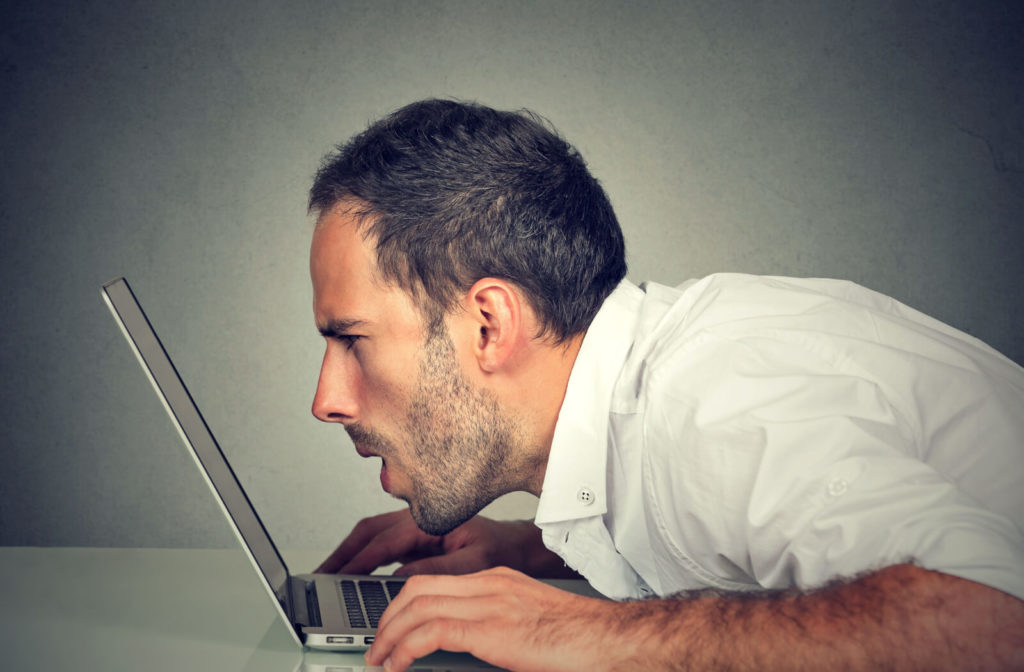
318 318 367 339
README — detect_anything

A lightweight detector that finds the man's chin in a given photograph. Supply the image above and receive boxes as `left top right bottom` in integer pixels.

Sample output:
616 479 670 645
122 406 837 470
407 501 478 537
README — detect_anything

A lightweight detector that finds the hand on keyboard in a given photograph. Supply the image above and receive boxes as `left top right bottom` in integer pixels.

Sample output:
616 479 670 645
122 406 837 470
315 508 578 579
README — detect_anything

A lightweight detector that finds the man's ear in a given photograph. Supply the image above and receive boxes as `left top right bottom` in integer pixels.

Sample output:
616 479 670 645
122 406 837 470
464 278 524 373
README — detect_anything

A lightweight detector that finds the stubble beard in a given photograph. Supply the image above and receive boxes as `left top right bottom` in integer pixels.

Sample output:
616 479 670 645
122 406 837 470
343 320 525 537
402 321 522 536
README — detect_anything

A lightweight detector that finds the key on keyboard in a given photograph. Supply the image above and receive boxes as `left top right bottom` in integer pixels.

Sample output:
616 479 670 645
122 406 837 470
358 581 389 627
338 579 406 629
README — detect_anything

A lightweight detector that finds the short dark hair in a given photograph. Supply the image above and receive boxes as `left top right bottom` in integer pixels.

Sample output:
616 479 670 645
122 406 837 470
308 99 627 341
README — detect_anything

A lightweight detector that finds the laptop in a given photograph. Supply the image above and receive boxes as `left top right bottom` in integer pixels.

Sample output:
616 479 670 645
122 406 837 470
101 276 406 651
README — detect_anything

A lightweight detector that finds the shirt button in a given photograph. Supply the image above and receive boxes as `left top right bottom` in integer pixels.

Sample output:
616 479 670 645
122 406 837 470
577 488 596 506
826 477 848 497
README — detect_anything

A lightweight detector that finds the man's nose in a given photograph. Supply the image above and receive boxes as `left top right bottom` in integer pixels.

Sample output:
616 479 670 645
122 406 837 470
311 348 358 423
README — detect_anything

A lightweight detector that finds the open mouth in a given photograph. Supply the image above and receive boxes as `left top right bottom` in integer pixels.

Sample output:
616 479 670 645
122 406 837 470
379 458 391 493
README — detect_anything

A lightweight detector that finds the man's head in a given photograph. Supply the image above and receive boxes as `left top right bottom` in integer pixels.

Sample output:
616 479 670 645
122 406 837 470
310 208 543 535
309 99 626 534
308 98 626 342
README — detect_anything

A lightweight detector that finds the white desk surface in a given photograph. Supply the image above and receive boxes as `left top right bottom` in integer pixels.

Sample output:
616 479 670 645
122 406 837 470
0 547 498 671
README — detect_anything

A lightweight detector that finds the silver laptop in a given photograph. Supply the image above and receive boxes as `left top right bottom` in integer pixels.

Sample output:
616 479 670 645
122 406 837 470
102 276 405 651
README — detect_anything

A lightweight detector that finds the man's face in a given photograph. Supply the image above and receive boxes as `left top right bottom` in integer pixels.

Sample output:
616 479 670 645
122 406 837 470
310 208 520 535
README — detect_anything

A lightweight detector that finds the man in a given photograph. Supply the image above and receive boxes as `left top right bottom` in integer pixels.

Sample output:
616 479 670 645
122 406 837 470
307 99 1024 671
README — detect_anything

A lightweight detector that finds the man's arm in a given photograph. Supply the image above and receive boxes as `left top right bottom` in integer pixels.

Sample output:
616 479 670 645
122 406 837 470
366 563 1024 672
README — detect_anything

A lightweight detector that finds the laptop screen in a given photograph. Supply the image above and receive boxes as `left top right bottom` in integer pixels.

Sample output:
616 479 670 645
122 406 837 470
101 278 290 596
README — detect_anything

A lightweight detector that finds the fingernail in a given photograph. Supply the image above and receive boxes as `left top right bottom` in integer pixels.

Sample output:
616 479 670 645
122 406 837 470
383 656 393 671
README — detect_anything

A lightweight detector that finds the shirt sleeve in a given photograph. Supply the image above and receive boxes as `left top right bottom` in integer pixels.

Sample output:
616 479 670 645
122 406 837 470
640 329 1024 600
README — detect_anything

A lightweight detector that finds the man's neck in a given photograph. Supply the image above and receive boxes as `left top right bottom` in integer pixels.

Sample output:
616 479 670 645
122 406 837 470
518 331 586 496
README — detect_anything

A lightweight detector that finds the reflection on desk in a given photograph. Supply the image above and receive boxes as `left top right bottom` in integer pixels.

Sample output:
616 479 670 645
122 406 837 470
0 547 499 672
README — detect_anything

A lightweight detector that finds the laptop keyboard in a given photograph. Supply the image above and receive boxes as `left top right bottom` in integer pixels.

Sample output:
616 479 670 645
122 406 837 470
339 579 405 628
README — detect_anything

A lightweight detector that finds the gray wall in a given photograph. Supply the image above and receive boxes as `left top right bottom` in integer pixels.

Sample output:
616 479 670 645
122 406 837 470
2 1 1022 551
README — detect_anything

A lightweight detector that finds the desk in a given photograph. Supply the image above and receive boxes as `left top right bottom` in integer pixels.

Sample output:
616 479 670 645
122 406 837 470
0 547 497 671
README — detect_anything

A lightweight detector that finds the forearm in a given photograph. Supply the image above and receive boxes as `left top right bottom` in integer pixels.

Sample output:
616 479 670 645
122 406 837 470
364 564 1023 672
614 564 1024 670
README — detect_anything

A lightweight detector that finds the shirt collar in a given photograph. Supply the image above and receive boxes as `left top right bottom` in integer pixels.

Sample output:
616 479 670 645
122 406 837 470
535 280 644 525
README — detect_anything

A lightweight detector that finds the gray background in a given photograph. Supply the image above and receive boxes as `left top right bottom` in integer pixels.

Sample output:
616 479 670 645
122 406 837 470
2 1 1022 553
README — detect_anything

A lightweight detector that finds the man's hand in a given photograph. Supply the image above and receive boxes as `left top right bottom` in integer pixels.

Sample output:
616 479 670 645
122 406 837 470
366 567 625 672
316 508 578 578
366 564 1024 672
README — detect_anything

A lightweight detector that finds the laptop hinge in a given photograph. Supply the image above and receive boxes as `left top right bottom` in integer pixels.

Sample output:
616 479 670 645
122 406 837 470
287 576 316 627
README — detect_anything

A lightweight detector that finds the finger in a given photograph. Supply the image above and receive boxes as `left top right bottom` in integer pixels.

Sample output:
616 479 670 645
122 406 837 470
394 546 490 576
367 593 504 669
315 509 411 573
337 521 442 575
375 616 476 672
377 569 522 631
370 574 601 672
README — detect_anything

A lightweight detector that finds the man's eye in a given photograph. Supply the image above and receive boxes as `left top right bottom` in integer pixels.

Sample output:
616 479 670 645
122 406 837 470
338 335 361 350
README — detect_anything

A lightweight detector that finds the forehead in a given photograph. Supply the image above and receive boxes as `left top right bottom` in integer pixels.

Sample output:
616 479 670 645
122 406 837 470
310 207 424 335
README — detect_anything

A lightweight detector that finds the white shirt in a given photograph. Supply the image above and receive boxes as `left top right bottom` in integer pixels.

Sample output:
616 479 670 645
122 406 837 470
535 275 1024 601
